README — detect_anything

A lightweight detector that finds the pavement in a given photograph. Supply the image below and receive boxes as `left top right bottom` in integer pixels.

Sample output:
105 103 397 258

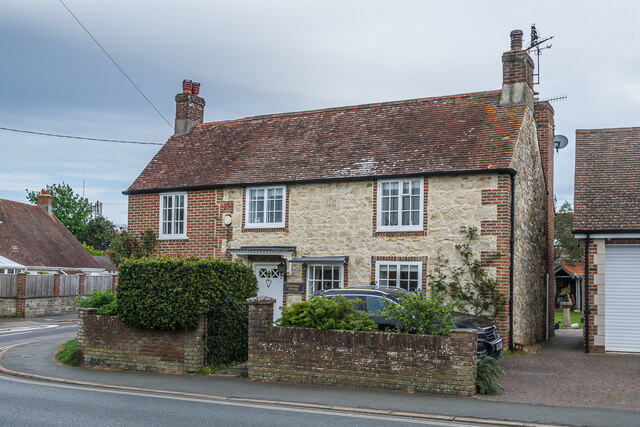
1 318 640 427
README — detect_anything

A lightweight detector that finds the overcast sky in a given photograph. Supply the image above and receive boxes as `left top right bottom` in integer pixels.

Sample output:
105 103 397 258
1 1 638 226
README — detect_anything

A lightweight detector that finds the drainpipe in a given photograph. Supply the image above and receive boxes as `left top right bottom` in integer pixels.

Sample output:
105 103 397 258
545 273 549 341
509 173 516 352
583 234 590 353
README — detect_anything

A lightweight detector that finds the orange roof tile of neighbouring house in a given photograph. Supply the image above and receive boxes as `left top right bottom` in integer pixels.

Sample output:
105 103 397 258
0 198 102 270
574 127 640 232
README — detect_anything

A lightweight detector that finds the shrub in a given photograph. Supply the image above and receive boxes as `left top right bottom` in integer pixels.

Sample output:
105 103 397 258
78 289 117 316
276 295 377 331
476 354 505 395
381 291 456 336
117 256 257 331
106 229 157 268
55 338 78 366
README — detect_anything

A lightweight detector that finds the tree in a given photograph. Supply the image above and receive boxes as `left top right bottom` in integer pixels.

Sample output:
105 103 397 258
78 217 117 251
554 201 582 264
26 183 91 238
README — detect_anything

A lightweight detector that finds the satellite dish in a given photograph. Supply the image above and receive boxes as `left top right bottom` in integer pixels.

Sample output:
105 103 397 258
554 135 568 152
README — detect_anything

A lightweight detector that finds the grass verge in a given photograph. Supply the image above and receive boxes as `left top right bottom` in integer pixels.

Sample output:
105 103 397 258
554 309 583 329
55 338 78 366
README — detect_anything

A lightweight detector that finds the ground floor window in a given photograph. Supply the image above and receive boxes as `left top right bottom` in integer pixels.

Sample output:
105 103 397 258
375 261 421 291
307 264 343 295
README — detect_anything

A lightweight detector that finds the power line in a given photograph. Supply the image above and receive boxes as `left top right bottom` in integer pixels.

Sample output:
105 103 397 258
0 126 163 145
57 0 174 130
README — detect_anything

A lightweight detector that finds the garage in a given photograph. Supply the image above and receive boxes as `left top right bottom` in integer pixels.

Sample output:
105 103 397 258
605 245 640 353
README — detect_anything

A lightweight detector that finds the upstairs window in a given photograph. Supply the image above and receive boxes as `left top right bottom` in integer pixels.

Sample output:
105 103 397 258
245 186 286 229
377 178 423 232
159 193 187 239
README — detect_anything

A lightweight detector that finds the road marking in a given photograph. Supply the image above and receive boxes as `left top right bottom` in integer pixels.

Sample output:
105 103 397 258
0 374 490 426
0 325 59 337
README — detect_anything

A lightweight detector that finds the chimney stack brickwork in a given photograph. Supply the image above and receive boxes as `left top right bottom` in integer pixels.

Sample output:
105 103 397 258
500 30 535 108
175 79 205 136
37 190 53 214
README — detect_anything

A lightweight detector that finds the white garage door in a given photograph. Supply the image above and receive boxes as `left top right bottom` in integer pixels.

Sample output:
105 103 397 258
605 245 640 352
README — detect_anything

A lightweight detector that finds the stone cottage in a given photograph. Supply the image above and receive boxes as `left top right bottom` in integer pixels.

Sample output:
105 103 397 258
125 30 556 348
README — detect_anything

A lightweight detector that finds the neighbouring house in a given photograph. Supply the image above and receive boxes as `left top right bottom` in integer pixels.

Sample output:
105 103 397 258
574 127 640 353
0 191 104 274
554 264 584 310
125 30 557 348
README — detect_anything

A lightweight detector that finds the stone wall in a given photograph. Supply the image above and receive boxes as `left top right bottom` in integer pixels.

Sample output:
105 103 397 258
0 299 16 317
77 308 206 373
24 297 77 317
509 108 547 344
247 297 477 396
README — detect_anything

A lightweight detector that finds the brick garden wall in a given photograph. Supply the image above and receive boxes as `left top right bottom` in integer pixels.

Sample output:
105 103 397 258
247 297 477 396
77 308 206 373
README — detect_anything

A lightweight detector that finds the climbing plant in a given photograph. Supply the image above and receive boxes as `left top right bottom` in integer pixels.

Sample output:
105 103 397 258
429 226 507 321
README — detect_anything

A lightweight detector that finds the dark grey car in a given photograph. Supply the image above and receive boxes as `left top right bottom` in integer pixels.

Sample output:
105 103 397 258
317 287 502 358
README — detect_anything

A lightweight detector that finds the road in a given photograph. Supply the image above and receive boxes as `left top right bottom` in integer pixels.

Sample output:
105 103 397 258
0 316 77 348
0 374 494 427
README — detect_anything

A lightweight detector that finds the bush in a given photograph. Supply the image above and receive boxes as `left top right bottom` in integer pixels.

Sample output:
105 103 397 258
106 229 157 268
381 291 456 336
78 289 117 316
117 256 257 331
476 354 505 395
276 295 377 331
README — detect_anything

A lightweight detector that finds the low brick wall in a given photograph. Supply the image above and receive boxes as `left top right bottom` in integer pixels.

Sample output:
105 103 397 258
77 308 206 373
247 296 478 396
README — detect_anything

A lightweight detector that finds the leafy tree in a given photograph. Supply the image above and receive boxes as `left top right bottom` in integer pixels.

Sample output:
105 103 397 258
554 201 582 264
26 183 91 238
78 216 117 251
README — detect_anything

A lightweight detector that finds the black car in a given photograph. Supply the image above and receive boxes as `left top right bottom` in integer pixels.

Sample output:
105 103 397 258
316 287 502 359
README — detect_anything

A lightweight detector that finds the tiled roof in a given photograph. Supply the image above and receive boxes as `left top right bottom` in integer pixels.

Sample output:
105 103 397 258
574 128 640 232
126 91 526 194
0 199 102 269
561 264 584 277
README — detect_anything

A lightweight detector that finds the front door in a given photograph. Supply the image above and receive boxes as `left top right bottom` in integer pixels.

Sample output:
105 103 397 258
254 263 284 321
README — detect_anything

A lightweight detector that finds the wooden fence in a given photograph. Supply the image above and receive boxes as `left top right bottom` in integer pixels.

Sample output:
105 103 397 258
0 275 17 297
26 274 55 297
84 275 113 294
60 275 80 296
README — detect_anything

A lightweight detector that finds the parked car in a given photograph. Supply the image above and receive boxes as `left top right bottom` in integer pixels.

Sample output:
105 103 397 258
316 287 502 359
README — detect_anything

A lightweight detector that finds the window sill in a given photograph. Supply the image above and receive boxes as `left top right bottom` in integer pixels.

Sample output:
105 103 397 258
244 225 286 230
157 236 189 241
376 227 423 233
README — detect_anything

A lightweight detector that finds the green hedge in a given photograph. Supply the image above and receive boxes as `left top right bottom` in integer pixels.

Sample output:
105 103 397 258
117 256 258 331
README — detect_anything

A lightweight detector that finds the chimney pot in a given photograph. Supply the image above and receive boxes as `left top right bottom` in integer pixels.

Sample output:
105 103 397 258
192 82 200 96
510 30 523 51
182 79 193 94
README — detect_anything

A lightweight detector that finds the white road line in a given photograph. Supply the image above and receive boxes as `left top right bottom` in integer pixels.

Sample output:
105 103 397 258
0 374 487 426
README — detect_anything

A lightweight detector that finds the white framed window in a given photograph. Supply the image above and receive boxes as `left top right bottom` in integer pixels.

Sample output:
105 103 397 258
375 261 422 292
307 264 344 295
245 185 286 229
377 178 423 232
159 193 187 239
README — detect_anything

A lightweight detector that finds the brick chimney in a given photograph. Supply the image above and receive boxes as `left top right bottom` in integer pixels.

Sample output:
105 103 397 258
37 189 53 214
500 30 535 108
175 79 205 136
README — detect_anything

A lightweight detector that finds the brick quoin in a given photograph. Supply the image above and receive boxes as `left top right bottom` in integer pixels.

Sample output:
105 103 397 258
481 174 512 348
583 239 601 352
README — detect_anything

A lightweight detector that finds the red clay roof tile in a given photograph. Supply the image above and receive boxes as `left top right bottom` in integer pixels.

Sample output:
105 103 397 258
126 90 526 194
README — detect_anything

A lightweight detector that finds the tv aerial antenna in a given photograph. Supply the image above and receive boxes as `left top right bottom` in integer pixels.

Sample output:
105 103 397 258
554 135 569 153
526 24 553 85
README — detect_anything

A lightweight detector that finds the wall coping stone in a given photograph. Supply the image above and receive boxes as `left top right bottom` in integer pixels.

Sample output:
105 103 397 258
247 296 276 305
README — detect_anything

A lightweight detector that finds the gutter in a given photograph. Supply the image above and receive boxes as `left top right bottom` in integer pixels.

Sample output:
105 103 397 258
583 233 590 353
509 173 516 352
